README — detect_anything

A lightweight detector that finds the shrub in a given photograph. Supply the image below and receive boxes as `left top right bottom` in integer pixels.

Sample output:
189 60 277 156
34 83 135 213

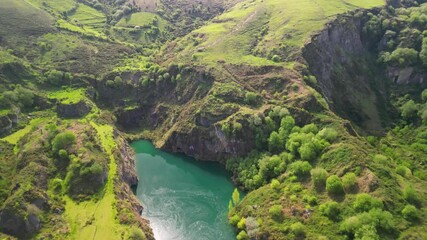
342 172 357 192
259 155 285 180
268 131 284 153
319 201 340 220
310 167 328 188
52 131 76 153
353 193 383 212
229 214 240 226
232 188 240 206
402 204 418 221
236 230 249 240
245 92 259 105
58 149 69 161
384 47 419 67
290 222 305 236
420 37 427 67
301 123 318 134
326 175 343 194
400 100 418 119
270 179 281 191
298 142 317 161
403 185 419 205
288 161 312 178
422 89 427 103
354 224 379 240
128 227 146 240
271 55 280 62
45 70 63 86
269 205 283 221
237 217 246 230
396 165 411 177
317 128 338 142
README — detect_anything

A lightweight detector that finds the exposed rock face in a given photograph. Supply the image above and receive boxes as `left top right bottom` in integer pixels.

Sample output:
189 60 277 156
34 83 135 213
114 132 154 240
0 112 18 135
56 100 91 118
0 210 41 237
302 11 391 134
162 123 255 162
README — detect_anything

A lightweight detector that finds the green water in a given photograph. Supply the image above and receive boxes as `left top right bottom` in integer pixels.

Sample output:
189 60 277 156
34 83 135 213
131 140 237 240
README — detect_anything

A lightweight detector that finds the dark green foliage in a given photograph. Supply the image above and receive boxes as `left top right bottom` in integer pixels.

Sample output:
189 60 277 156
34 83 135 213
353 193 383 212
326 175 343 194
58 149 68 161
269 205 283 221
319 201 341 221
310 167 328 188
396 165 410 177
401 204 418 221
52 131 76 153
341 209 394 236
268 131 284 153
271 55 280 62
288 160 312 178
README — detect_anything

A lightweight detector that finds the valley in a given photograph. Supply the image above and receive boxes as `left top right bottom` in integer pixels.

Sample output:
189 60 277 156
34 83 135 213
0 0 426 239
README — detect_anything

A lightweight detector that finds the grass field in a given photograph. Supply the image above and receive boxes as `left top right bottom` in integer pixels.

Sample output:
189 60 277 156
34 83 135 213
172 0 384 66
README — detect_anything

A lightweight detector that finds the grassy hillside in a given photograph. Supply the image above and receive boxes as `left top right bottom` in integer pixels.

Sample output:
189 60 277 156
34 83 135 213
165 0 384 66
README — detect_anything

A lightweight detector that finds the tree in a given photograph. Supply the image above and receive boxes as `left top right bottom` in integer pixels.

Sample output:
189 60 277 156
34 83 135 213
310 167 328 188
288 161 312 178
52 131 76 153
319 201 340 220
384 48 419 67
245 92 259 105
268 131 284 153
232 188 240 206
236 230 248 240
290 222 305 237
269 205 282 221
342 172 357 192
400 100 418 119
354 224 379 240
353 193 383 212
402 204 418 221
298 142 317 161
317 128 338 142
259 155 285 180
326 175 343 194
420 37 427 67
403 185 419 205
270 179 281 191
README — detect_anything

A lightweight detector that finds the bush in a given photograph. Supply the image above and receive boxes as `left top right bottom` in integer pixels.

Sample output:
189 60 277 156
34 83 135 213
354 224 379 240
319 201 340 220
301 123 318 134
269 205 283 221
400 100 418 119
403 185 419 205
317 128 338 142
396 165 411 177
298 142 317 161
288 161 312 178
268 131 284 153
271 55 280 62
237 217 246 230
229 214 240 226
245 92 259 105
384 47 419 67
52 131 76 153
259 155 285 180
58 149 69 161
310 167 328 188
402 204 418 221
45 70 63 86
236 230 249 240
290 222 305 236
326 175 343 194
342 172 357 192
128 227 146 240
353 193 383 212
422 89 427 103
421 37 427 67
270 179 281 191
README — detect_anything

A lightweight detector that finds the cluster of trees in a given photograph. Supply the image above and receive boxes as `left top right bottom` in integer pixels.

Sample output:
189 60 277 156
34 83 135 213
400 89 427 124
227 107 339 190
0 85 34 109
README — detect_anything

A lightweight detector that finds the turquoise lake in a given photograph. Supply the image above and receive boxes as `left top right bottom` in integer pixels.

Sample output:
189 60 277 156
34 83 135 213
131 140 237 240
